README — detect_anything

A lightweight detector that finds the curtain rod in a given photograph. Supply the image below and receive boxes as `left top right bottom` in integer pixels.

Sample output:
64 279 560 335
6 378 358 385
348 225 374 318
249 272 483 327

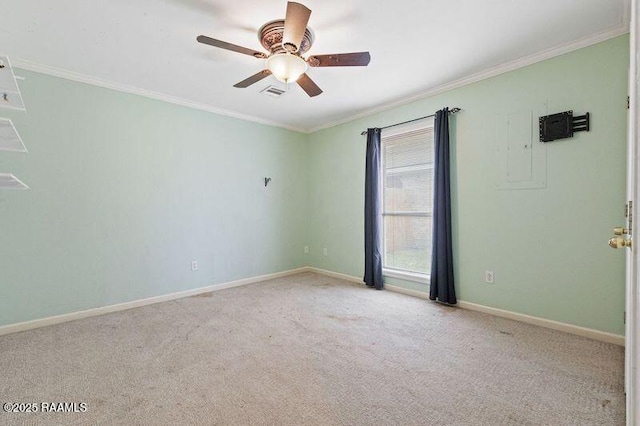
359 107 461 136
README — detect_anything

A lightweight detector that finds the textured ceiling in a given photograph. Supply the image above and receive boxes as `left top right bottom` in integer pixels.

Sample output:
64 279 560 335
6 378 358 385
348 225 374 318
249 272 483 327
0 0 628 132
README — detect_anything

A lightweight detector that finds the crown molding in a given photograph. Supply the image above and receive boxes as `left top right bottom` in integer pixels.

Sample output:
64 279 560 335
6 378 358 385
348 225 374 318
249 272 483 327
11 14 630 135
306 22 630 134
12 59 308 134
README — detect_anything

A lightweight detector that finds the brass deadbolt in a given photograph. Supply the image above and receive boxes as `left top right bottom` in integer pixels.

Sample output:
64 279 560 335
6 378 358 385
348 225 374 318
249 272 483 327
609 237 632 249
614 227 630 235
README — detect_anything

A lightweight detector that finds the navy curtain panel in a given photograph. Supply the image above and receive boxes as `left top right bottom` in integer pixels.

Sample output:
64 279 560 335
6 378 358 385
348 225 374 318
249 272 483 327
430 108 457 304
364 128 383 290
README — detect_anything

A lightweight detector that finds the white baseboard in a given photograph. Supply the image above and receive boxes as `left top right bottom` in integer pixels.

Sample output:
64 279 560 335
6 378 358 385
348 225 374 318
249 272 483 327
0 266 626 347
306 267 362 285
456 300 625 346
310 267 625 347
0 267 308 337
384 284 431 300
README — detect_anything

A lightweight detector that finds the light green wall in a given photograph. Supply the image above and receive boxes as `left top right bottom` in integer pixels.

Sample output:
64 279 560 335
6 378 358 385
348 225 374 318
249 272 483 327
0 35 629 335
307 36 629 335
0 70 309 326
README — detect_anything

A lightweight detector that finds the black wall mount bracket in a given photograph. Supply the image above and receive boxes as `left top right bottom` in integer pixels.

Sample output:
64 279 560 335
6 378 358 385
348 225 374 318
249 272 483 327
539 110 590 142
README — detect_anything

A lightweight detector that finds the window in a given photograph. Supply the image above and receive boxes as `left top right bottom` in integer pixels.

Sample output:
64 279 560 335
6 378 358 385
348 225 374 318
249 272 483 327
381 119 434 282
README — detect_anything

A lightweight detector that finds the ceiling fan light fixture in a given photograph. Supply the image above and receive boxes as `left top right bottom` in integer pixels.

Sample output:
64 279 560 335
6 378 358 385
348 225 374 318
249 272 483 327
266 53 307 84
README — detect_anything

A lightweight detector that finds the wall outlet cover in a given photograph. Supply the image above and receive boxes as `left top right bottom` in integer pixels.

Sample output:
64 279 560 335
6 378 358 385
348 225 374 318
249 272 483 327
485 270 495 283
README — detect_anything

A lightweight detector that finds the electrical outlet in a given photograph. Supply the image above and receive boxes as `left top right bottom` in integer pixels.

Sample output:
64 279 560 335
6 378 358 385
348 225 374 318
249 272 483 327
323 248 328 256
191 261 199 271
304 246 309 254
485 270 494 283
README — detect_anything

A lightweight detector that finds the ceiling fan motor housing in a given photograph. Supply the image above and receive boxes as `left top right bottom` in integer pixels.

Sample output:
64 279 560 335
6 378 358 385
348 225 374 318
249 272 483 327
258 20 314 55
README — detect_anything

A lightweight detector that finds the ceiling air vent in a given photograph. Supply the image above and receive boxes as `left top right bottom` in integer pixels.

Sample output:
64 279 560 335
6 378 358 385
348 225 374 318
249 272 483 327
0 173 29 190
260 85 287 98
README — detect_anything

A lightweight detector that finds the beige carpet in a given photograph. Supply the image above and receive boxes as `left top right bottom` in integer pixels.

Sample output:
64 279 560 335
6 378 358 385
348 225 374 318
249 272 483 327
0 272 625 425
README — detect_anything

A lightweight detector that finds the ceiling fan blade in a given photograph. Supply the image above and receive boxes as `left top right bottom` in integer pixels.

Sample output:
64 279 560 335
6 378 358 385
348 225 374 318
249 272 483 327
297 73 322 97
233 70 272 88
308 52 371 67
197 35 266 59
283 2 311 53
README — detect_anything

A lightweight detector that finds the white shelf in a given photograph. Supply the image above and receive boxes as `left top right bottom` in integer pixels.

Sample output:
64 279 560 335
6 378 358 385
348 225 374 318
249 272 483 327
0 173 28 190
0 118 27 152
0 56 25 112
0 56 29 190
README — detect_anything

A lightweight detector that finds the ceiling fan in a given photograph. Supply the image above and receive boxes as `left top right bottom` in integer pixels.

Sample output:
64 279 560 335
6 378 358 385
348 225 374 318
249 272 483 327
196 1 371 97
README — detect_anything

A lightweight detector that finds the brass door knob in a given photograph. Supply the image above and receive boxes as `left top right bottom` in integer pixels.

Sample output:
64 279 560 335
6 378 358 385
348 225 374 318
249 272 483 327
609 237 632 249
614 227 630 235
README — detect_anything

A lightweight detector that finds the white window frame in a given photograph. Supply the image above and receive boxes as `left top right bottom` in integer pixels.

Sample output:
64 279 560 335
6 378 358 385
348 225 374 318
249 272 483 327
380 117 435 285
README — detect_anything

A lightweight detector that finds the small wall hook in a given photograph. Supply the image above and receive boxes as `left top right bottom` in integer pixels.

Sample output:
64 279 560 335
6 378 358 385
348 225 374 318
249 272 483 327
264 177 272 187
